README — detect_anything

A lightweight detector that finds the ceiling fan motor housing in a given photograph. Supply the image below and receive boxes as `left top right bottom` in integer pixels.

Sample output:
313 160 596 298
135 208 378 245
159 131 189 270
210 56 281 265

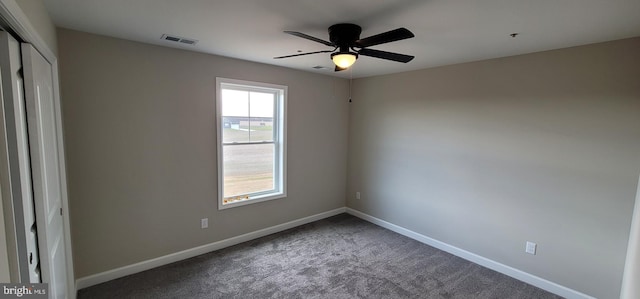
329 23 362 52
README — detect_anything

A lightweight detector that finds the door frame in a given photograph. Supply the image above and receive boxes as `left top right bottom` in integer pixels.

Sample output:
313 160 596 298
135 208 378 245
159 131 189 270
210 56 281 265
0 0 74 297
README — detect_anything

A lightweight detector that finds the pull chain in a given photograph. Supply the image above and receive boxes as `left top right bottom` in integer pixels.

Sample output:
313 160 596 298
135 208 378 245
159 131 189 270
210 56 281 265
348 67 353 103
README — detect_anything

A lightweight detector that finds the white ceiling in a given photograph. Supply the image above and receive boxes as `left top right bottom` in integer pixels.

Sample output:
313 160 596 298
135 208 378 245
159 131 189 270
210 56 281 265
42 0 640 78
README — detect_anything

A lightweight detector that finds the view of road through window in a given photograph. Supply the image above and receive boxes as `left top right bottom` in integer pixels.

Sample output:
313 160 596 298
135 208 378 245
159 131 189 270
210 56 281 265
222 127 274 197
221 89 276 198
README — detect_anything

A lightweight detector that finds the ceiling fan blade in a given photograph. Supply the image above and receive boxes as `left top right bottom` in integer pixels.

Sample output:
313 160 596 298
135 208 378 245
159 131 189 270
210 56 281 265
274 50 334 59
355 28 414 48
284 31 334 47
335 65 348 72
358 48 414 63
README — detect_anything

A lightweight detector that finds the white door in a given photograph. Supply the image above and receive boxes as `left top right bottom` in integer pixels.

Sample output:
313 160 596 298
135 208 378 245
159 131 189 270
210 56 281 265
0 30 40 283
21 44 67 299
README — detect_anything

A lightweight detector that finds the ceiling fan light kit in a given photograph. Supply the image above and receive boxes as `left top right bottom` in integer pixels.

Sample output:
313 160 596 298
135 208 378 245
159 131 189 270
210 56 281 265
331 52 358 68
275 23 415 71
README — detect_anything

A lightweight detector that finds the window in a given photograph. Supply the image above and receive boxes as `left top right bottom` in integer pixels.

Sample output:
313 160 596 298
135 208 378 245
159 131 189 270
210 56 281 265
216 78 287 209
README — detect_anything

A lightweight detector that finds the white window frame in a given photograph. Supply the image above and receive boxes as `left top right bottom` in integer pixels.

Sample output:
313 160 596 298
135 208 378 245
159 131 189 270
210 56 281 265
216 77 287 210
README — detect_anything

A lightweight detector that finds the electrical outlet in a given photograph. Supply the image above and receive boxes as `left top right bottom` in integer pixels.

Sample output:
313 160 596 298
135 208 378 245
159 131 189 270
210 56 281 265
201 218 208 229
356 192 361 200
526 241 537 255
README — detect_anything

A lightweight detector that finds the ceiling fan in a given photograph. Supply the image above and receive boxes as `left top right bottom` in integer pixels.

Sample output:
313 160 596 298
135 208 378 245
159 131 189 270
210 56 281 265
274 23 415 71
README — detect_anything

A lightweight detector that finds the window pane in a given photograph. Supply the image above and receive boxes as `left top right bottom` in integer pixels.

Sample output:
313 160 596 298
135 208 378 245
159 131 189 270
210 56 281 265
223 143 274 198
222 89 249 143
249 92 274 142
249 92 274 117
248 118 273 142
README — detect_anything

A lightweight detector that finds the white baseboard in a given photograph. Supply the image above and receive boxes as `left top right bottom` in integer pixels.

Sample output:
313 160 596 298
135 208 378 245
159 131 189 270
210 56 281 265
77 206 594 298
345 208 595 299
76 207 346 290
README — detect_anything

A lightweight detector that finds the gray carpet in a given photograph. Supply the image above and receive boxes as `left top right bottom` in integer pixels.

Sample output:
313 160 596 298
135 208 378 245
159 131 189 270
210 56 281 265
78 214 563 298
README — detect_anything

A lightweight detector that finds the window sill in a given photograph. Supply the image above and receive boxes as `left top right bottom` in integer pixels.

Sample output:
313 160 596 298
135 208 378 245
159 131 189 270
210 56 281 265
218 192 286 210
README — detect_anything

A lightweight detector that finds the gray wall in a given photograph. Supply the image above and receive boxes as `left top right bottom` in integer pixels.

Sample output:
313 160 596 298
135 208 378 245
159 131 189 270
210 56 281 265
57 29 349 278
347 37 640 299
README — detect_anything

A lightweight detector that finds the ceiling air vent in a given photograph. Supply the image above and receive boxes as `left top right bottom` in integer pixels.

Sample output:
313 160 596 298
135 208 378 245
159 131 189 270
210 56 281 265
161 34 198 45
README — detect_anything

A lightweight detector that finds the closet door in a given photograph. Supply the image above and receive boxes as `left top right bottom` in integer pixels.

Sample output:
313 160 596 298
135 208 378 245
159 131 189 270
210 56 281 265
0 30 40 283
21 44 68 299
